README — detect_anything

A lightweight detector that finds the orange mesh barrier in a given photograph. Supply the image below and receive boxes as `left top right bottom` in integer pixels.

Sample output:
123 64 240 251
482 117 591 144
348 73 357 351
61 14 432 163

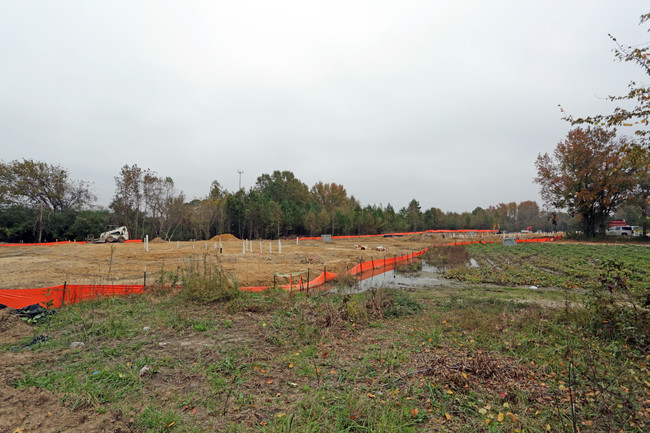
299 229 498 241
0 284 147 308
1 239 143 247
0 236 561 308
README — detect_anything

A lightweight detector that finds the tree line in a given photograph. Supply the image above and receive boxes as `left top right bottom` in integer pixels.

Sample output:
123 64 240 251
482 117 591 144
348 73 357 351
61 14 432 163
0 161 572 243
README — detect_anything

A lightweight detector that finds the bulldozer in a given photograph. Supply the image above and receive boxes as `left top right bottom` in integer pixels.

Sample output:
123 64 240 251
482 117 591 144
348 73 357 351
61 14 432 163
87 226 130 243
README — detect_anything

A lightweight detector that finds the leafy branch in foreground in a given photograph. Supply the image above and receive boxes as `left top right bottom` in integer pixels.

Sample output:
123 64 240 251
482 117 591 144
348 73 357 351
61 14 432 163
562 13 650 145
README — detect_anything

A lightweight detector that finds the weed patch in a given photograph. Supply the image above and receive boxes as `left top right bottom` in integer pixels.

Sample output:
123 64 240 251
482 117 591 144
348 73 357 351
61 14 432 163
423 245 470 269
177 257 240 304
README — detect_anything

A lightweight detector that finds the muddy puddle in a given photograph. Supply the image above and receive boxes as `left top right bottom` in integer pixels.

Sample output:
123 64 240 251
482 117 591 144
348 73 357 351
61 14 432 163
325 263 459 294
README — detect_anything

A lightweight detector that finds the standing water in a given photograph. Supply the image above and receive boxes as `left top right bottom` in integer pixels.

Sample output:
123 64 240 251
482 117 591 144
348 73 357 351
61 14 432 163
326 263 454 294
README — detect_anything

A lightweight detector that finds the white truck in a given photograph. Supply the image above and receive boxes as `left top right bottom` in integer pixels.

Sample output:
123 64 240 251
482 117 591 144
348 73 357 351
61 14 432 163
605 225 634 236
88 226 130 243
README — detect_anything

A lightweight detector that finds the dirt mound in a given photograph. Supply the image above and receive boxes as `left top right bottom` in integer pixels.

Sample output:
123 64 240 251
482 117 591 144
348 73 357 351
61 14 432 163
210 234 239 241
0 308 32 345
150 237 166 243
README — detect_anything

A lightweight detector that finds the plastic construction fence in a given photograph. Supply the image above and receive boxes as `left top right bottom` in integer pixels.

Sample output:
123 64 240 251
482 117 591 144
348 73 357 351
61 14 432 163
298 229 497 241
0 239 143 247
0 235 562 309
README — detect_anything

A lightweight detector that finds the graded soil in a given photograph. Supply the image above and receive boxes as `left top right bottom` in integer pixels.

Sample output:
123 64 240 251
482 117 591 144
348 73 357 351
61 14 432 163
0 233 511 290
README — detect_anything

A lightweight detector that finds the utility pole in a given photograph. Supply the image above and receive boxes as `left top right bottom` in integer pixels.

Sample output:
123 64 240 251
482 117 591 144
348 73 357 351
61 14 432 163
237 170 244 190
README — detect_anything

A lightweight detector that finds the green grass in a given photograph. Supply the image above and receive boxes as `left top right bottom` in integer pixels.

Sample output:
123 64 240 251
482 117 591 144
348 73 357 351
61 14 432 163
430 242 650 292
3 244 650 432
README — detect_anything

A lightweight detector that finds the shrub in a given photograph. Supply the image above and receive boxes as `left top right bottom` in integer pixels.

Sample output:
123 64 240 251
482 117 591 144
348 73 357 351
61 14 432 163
586 259 650 351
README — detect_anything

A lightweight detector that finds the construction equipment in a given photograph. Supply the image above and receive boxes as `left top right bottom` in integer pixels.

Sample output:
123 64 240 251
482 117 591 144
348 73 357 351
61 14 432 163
87 226 130 243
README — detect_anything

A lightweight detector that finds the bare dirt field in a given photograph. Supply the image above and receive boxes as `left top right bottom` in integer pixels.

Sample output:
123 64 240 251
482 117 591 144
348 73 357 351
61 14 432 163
0 233 513 290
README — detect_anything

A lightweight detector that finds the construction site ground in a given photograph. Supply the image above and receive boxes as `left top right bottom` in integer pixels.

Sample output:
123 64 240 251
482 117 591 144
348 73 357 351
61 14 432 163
0 233 520 290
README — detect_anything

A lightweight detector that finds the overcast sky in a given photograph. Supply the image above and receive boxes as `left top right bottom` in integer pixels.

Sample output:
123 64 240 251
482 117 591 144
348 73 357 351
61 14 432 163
1 1 648 213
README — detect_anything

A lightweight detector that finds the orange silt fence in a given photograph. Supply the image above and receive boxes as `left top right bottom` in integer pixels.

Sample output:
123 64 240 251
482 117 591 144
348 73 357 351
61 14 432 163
1 239 144 247
299 229 498 241
0 284 146 309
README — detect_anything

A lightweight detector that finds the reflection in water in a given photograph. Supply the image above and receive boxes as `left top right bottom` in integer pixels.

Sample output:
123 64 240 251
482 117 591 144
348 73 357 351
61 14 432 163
320 263 449 294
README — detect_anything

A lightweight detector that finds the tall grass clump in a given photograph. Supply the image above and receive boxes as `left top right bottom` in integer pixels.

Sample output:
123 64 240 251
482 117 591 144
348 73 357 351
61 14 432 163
423 245 469 269
177 255 240 304
585 259 650 351
395 259 422 274
332 272 357 289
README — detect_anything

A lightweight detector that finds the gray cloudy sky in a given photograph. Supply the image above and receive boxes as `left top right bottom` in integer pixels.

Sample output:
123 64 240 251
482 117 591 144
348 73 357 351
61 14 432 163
1 1 648 212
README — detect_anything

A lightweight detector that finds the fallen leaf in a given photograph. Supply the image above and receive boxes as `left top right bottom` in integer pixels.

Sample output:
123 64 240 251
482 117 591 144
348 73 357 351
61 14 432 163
508 412 516 422
445 412 451 420
367 393 376 398
410 408 419 417
497 412 504 422
267 379 274 384
288 363 294 369
478 408 488 415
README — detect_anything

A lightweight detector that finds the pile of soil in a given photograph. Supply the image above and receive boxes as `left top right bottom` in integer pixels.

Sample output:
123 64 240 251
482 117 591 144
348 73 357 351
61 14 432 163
210 234 239 241
150 237 167 243
0 308 32 345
